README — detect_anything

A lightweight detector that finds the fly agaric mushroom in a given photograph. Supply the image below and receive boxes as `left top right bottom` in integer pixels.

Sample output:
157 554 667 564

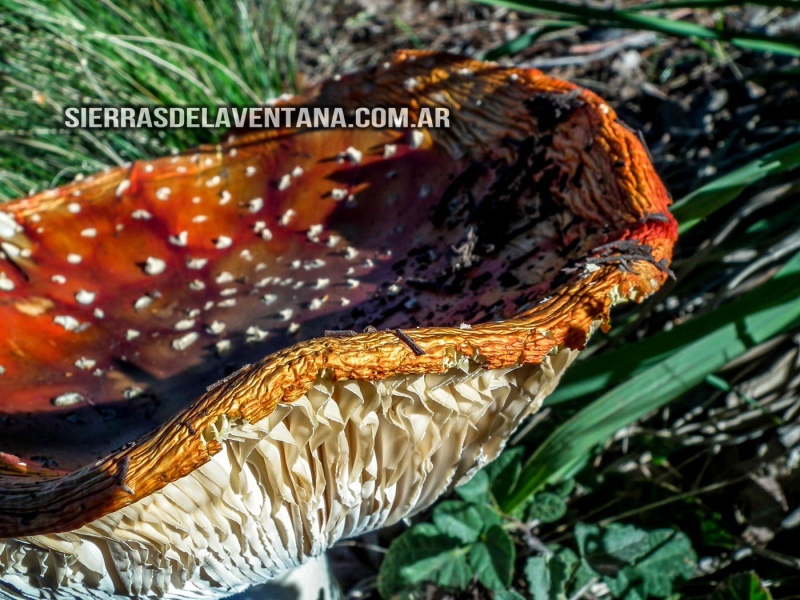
0 51 676 597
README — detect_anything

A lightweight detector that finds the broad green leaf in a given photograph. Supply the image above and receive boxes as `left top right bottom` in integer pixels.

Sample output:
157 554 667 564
433 500 501 544
469 525 516 591
455 469 492 504
423 555 473 591
378 523 469 597
504 251 800 511
525 556 552 600
575 523 603 564
551 547 580 599
711 572 774 600
576 524 695 599
550 478 576 498
602 524 651 564
495 591 527 600
524 550 578 600
609 529 696 598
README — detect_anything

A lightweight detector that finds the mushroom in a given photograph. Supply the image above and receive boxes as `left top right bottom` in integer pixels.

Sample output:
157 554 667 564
0 51 677 597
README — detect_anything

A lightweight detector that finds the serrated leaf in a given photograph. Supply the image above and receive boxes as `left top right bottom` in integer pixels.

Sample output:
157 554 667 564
378 523 470 597
469 524 516 591
433 500 501 544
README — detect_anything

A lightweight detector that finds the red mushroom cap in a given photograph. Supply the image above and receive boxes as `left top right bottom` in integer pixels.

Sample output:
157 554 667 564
0 51 675 595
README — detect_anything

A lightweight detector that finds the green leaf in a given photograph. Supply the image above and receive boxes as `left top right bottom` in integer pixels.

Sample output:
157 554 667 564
524 550 578 600
698 508 739 550
613 529 696 598
525 556 552 600
550 478 576 499
551 548 580 598
495 591 527 600
469 524 516 591
575 523 603 564
504 251 800 511
487 447 525 506
456 469 492 504
575 523 695 598
378 523 470 597
525 492 568 524
602 524 651 564
711 572 774 600
433 500 501 544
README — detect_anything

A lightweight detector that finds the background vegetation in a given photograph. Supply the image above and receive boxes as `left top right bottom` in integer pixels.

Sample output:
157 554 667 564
1 0 799 597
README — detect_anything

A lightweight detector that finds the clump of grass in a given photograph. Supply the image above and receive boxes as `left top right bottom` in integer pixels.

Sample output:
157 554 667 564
0 0 304 201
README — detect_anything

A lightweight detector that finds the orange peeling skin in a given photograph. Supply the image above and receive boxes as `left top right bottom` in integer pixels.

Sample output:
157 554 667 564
0 51 676 537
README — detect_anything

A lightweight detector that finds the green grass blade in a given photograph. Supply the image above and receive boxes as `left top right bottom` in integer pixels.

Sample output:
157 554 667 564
482 21 580 60
628 0 800 11
502 251 800 512
477 0 800 57
0 0 302 201
549 244 800 403
671 140 800 233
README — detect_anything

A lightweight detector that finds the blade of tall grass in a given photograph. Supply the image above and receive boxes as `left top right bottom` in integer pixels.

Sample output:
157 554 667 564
671 140 800 233
502 250 800 512
628 0 800 10
482 21 580 60
478 0 800 57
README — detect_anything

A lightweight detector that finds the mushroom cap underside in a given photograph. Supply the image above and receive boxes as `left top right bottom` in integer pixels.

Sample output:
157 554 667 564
0 50 676 595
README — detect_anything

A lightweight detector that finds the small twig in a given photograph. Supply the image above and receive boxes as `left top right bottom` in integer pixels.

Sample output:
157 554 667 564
393 329 426 356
